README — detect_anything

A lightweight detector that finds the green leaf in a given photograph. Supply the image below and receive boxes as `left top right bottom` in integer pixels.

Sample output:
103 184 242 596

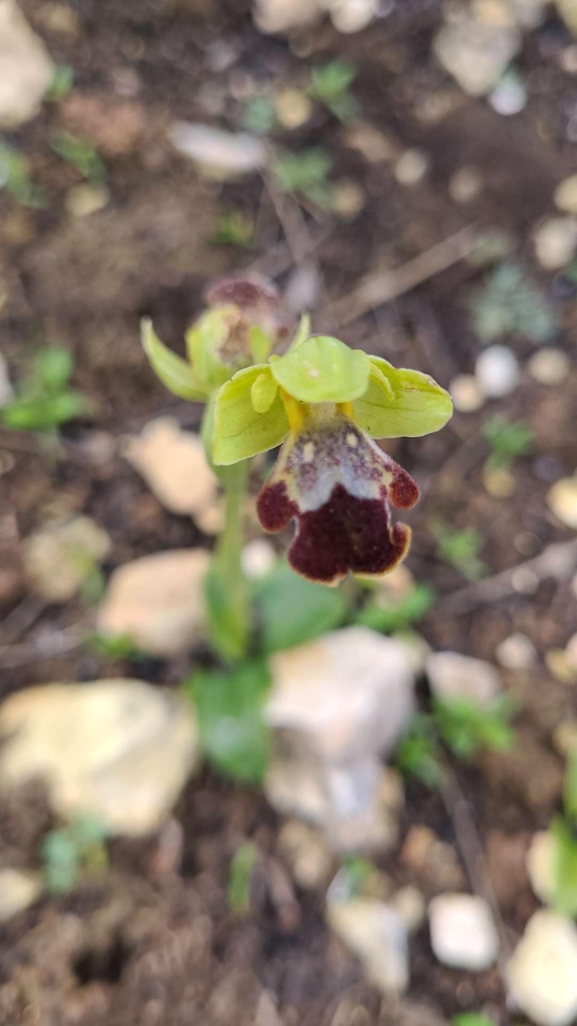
50 131 106 183
564 749 577 823
186 660 271 783
47 64 74 103
254 560 348 654
2 391 89 431
212 365 288 465
452 1015 496 1026
228 842 258 914
270 336 369 404
34 347 73 391
433 695 515 760
272 149 333 208
141 318 207 401
353 357 453 439
288 313 312 352
551 818 577 917
354 583 434 634
395 715 445 788
42 830 80 894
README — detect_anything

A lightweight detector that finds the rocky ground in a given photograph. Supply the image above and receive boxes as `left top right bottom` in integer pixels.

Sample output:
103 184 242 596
1 0 577 1024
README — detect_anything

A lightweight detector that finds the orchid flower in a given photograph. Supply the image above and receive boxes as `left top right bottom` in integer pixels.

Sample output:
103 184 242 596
211 331 452 585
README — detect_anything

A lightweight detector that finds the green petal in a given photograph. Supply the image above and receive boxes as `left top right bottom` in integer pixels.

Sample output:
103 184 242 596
270 335 370 403
185 308 233 390
251 371 279 414
141 319 207 401
353 357 453 438
287 312 311 352
249 326 272 364
212 365 288 465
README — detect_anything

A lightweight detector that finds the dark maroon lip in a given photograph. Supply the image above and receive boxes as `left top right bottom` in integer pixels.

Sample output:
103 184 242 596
257 481 415 584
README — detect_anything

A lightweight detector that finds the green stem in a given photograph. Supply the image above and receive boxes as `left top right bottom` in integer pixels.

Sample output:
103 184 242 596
202 400 252 662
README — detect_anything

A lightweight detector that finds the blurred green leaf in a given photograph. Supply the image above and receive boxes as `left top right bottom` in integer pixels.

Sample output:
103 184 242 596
88 632 144 661
228 842 258 914
551 817 577 917
564 749 577 823
254 560 347 653
210 210 254 248
42 814 109 895
452 1015 496 1026
272 149 333 209
482 414 533 472
47 64 74 102
355 583 434 634
186 659 271 783
433 694 515 760
243 95 277 135
50 131 106 183
395 714 445 788
34 347 73 391
0 140 46 207
472 261 556 345
432 520 487 581
309 61 358 122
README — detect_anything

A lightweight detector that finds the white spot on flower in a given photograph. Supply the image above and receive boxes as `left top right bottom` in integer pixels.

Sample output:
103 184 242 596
303 442 316 463
347 432 359 448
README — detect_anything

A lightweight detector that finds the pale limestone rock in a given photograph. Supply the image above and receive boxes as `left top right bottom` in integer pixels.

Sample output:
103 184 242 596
449 373 485 413
241 540 276 580
24 515 112 603
394 149 429 186
548 477 577 530
65 183 110 218
434 13 520 96
528 349 570 386
277 819 333 889
429 893 499 970
327 899 409 994
0 680 198 836
170 122 267 179
506 911 577 1026
0 868 42 921
495 633 537 670
254 0 321 32
97 549 210 657
391 886 426 933
0 0 54 128
554 175 577 215
123 418 219 520
534 217 577 270
557 0 577 36
475 345 520 398
330 0 379 34
427 651 501 705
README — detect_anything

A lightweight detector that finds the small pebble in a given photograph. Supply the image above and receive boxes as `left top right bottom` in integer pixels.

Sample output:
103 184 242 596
483 466 516 497
327 899 409 994
241 540 276 580
511 566 539 594
506 910 577 1026
65 183 110 218
495 633 536 670
555 175 577 215
475 345 520 398
534 217 577 271
566 633 577 670
489 70 527 115
528 349 570 385
274 89 312 129
0 868 42 922
545 649 577 685
553 721 577 757
330 0 379 34
526 831 556 906
427 650 501 705
331 180 366 220
449 166 483 203
391 886 426 933
394 149 429 186
450 373 485 412
559 45 577 75
547 477 577 529
429 893 499 971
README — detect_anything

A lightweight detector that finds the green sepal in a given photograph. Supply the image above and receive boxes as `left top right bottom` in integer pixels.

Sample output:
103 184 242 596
251 371 278 414
212 365 288 466
185 307 236 390
141 319 207 401
287 312 311 352
353 356 453 439
270 335 370 403
249 325 272 364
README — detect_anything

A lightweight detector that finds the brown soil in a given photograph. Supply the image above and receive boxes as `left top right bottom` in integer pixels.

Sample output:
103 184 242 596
1 1 577 1023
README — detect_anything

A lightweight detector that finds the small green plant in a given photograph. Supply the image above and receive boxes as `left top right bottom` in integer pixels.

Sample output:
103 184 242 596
396 696 515 786
433 694 515 760
471 261 556 345
271 148 333 208
47 64 74 103
228 842 258 914
142 277 453 783
538 748 577 916
211 210 254 248
242 95 277 135
88 632 144 661
0 140 45 207
1 346 92 433
452 1015 496 1026
432 519 486 580
354 582 434 634
308 60 358 122
42 814 109 895
50 132 106 183
482 414 533 473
